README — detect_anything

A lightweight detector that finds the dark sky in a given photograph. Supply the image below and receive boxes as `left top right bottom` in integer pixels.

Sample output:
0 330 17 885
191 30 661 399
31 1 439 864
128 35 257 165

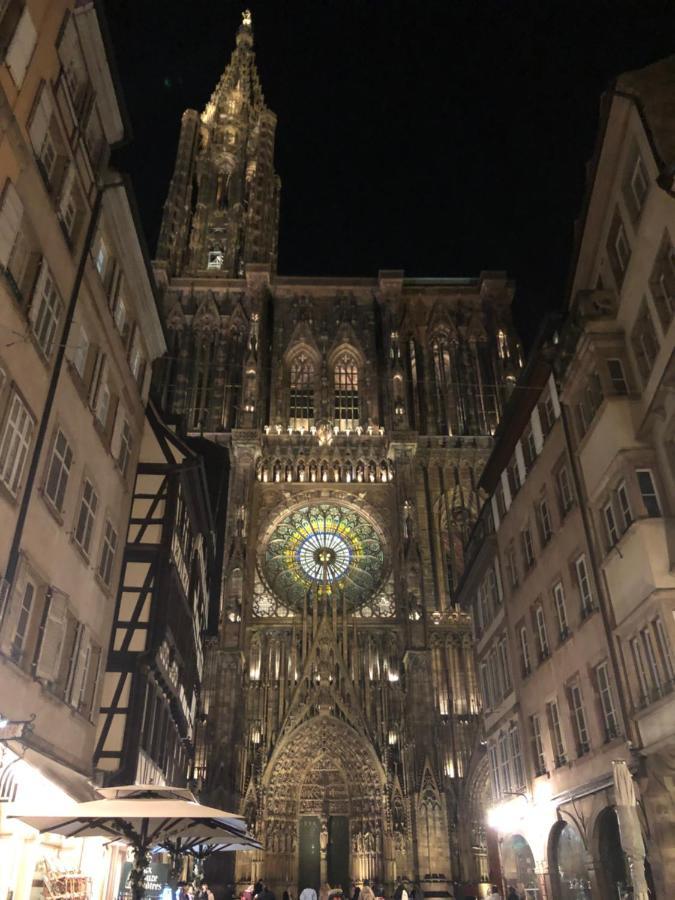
105 0 674 345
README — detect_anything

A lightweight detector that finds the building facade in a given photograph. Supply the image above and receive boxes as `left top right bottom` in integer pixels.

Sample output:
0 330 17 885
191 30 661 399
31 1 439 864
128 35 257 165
459 55 675 900
0 2 164 898
152 13 522 896
93 400 217 789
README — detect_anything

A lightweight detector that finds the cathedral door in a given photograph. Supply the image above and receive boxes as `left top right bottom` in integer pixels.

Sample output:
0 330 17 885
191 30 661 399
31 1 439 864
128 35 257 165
299 816 321 892
328 815 349 893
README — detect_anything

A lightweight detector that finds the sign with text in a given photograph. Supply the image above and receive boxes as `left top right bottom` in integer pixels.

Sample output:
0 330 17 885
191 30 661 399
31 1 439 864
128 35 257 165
117 862 170 900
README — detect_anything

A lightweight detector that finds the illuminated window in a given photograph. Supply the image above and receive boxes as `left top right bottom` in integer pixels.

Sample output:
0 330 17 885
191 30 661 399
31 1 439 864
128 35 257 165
547 699 566 766
74 478 98 556
289 352 314 429
569 684 590 755
334 351 359 428
530 713 546 775
596 662 619 740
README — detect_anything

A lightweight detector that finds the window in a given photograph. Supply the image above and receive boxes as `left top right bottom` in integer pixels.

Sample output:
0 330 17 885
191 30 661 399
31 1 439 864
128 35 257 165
498 731 512 793
98 519 118 586
498 637 511 693
521 526 535 570
28 84 64 190
575 555 594 617
57 13 90 117
523 428 537 469
649 231 674 331
74 478 98 555
607 358 628 395
603 501 619 547
505 542 519 590
44 429 72 511
535 605 549 661
70 320 90 380
530 714 546 776
113 292 128 339
118 419 132 477
607 208 631 287
4 4 37 87
94 234 108 278
334 351 359 428
553 582 568 640
507 457 521 496
289 352 315 428
488 744 500 799
479 662 491 710
0 389 34 495
631 298 660 382
57 162 82 243
654 617 675 687
129 329 145 387
623 149 649 222
0 180 29 296
519 626 531 677
617 481 633 531
84 104 105 169
29 262 62 358
596 662 620 740
557 465 573 513
569 684 590 755
539 498 552 544
95 372 110 427
631 636 650 706
641 626 663 697
636 469 661 517
510 725 525 789
10 579 35 661
547 699 566 766
495 481 506 518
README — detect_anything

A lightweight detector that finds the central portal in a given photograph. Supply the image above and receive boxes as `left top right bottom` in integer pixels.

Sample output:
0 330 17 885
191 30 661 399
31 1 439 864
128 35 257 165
328 816 349 892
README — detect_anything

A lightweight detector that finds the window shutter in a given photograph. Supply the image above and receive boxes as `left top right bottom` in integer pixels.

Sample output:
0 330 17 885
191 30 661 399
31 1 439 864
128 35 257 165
110 402 125 458
55 607 79 698
58 162 75 217
0 181 23 267
81 642 101 717
28 82 54 154
28 259 48 325
0 562 30 656
69 625 89 708
35 589 68 682
5 5 37 87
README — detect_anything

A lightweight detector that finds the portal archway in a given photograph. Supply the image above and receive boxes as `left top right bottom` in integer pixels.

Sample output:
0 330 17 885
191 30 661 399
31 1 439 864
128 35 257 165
501 833 537 896
258 715 386 892
549 820 592 899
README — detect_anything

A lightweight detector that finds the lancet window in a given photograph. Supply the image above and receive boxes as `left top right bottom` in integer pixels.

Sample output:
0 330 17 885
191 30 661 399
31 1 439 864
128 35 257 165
289 352 315 429
334 351 360 430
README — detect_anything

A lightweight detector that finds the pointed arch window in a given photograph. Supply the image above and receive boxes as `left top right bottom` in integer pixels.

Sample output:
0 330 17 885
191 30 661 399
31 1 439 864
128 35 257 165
334 351 359 429
289 352 315 429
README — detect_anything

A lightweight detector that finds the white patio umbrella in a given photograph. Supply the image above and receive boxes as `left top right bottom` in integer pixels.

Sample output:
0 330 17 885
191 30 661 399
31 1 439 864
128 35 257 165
10 785 258 900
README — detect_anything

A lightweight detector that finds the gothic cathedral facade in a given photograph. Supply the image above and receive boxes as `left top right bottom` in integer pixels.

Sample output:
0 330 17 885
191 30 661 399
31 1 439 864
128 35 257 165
154 13 521 895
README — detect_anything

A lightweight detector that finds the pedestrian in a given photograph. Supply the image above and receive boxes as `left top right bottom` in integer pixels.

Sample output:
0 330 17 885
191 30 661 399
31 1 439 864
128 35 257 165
200 884 215 900
282 887 292 900
506 888 519 900
489 888 502 899
319 884 331 900
242 886 254 900
360 883 375 900
259 884 276 900
299 888 316 900
351 886 360 900
177 884 190 900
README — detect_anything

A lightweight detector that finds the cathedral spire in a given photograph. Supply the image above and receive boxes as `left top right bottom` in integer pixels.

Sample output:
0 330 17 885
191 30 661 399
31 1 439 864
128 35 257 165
156 10 280 277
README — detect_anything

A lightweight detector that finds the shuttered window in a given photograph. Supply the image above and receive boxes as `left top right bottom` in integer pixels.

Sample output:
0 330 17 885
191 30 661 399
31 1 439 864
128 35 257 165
5 4 36 87
34 589 67 683
74 478 98 554
29 261 62 358
28 82 54 161
118 419 132 476
0 389 34 495
0 180 23 266
98 519 118 586
9 578 34 661
44 428 72 511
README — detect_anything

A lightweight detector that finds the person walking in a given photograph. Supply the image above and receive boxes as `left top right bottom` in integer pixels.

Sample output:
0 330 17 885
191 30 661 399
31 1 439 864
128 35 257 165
299 888 317 900
360 883 375 900
489 888 502 899
506 888 520 900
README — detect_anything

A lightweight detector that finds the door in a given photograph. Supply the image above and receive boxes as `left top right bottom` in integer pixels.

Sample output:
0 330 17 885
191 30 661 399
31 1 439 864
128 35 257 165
328 815 350 893
299 816 321 893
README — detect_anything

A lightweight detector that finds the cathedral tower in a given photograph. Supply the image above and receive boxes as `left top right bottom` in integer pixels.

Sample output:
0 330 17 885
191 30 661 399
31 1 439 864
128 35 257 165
153 12 522 895
156 10 280 277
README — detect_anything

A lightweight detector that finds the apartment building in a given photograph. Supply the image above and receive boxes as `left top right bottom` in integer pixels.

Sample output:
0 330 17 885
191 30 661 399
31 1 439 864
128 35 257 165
459 55 675 899
0 0 164 877
559 53 675 897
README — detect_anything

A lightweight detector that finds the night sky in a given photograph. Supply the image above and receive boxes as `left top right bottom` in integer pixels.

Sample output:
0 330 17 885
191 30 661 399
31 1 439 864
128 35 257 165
105 0 674 346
